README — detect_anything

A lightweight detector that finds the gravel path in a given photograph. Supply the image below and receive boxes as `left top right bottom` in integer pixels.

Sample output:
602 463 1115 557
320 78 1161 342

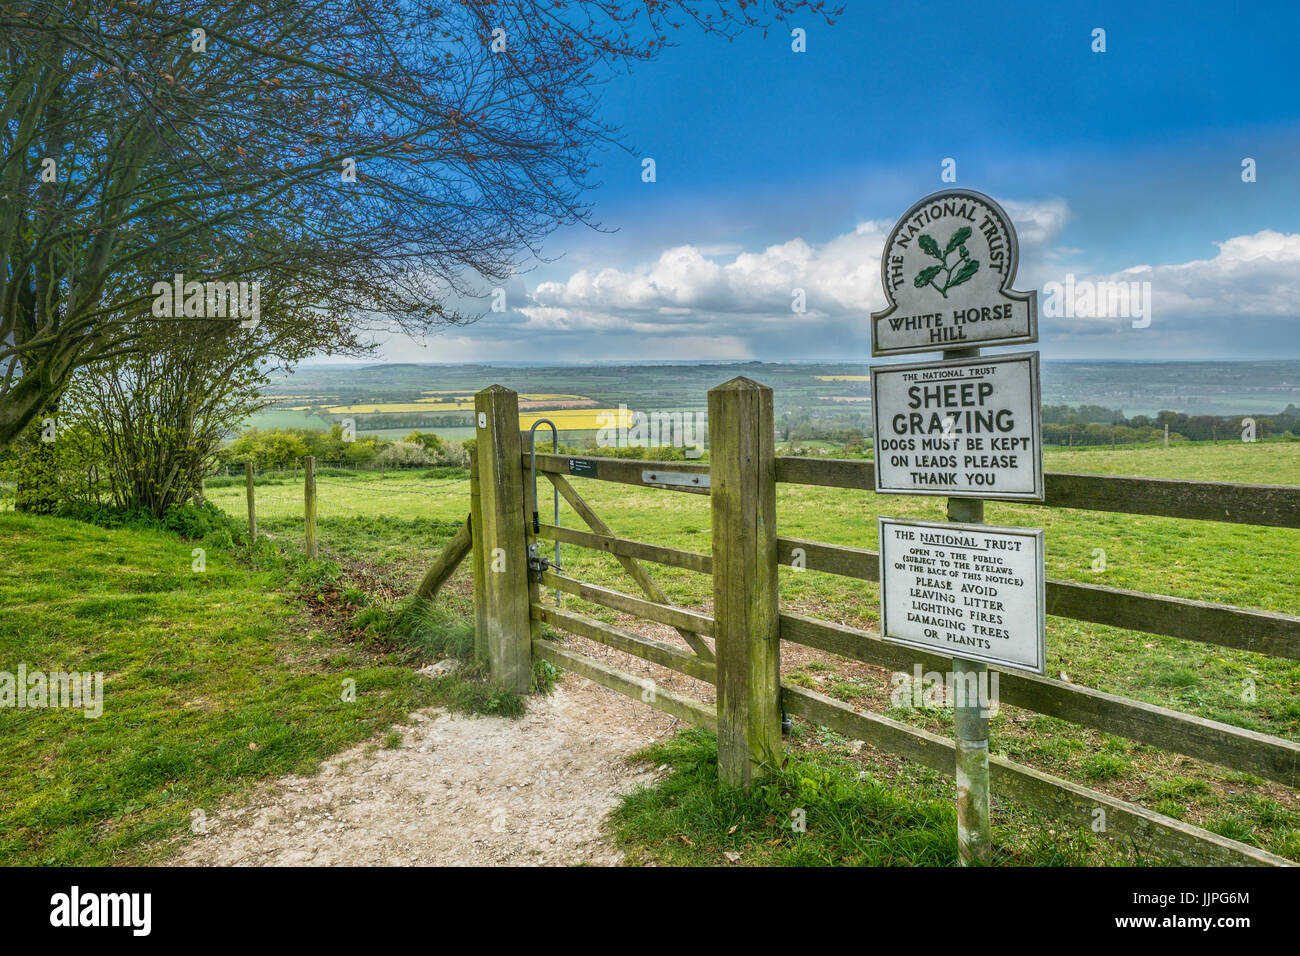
171 675 679 866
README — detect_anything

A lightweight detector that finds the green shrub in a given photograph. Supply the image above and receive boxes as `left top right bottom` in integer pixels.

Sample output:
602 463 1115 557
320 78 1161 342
160 500 242 542
51 500 242 547
376 441 435 467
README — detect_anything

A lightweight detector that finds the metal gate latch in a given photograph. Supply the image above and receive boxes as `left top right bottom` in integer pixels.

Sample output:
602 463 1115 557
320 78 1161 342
527 541 554 577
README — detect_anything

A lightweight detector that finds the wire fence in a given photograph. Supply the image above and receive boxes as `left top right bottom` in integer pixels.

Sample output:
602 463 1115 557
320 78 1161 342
203 460 471 553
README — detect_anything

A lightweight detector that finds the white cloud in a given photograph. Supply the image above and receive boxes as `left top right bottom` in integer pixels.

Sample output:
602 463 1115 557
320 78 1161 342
1040 229 1300 338
523 200 1070 347
369 201 1300 361
1000 198 1069 247
1154 230 1300 317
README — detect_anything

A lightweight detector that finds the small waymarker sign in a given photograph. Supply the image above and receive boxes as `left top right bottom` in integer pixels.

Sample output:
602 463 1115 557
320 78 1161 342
871 351 1044 500
567 457 598 478
879 516 1045 674
871 189 1037 355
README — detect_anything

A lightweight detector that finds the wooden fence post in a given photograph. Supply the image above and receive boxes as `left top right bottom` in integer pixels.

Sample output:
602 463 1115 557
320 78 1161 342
245 461 257 543
304 455 318 559
709 376 781 788
469 445 489 663
474 385 532 691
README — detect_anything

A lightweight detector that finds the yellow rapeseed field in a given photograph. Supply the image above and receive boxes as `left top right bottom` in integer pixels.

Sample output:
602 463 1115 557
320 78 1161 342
287 392 596 414
310 401 475 413
518 408 636 431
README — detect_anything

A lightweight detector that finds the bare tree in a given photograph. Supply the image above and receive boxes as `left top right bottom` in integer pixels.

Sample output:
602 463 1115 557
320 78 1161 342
0 0 834 446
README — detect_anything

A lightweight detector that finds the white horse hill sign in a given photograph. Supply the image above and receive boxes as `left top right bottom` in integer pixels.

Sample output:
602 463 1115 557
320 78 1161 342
871 189 1037 356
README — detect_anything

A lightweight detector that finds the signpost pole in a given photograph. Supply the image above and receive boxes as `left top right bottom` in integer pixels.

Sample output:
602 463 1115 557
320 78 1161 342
944 345 992 866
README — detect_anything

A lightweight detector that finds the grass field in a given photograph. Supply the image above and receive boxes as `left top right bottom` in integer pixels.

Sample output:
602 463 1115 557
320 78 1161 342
4 440 1296 866
208 470 472 522
237 407 336 432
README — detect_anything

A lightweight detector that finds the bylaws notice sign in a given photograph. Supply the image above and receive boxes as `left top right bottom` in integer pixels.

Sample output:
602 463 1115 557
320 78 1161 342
879 517 1045 674
871 351 1043 501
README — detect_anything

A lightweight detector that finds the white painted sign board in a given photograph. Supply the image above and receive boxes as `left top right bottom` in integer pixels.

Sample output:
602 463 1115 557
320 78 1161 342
871 189 1037 356
871 351 1043 501
879 517 1045 675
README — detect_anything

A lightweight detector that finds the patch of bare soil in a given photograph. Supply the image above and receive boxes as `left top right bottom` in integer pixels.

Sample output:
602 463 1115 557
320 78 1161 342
170 676 679 867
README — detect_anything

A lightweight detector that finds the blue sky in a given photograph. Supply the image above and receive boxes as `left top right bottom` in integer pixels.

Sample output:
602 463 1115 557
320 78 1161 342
370 0 1300 364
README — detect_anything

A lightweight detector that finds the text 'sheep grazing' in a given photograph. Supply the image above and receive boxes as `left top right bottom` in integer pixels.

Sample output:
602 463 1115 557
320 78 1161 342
872 353 1042 499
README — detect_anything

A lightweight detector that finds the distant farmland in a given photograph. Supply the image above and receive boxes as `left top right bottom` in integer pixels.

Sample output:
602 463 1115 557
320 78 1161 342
244 388 637 440
238 360 1300 446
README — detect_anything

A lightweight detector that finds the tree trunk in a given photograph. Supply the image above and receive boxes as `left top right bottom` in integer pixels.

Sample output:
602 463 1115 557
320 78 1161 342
0 373 59 449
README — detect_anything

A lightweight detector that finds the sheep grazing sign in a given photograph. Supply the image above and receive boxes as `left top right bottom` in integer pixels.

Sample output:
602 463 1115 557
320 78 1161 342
870 351 1044 500
870 189 1037 356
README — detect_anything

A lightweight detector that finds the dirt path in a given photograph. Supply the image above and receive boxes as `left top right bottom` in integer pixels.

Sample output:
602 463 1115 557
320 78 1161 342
171 675 679 866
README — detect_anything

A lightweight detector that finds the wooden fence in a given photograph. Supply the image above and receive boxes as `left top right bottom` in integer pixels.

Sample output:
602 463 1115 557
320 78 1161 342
230 457 467 559
423 381 1300 866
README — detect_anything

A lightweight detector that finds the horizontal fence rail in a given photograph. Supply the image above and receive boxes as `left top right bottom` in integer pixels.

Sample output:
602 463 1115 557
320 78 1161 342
536 523 712 573
527 452 710 494
775 536 1300 661
782 684 1290 867
779 611 1300 788
531 604 717 684
538 571 715 637
535 521 1300 661
774 457 1300 529
527 450 1300 526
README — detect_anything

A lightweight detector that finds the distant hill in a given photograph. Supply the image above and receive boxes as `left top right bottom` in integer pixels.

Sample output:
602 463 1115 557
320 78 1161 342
270 359 1300 419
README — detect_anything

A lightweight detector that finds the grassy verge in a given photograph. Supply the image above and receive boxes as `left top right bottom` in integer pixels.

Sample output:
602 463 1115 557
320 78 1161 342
609 729 1127 866
0 507 522 866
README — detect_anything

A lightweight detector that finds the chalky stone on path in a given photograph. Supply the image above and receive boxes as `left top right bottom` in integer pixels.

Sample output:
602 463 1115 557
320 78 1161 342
170 678 674 867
